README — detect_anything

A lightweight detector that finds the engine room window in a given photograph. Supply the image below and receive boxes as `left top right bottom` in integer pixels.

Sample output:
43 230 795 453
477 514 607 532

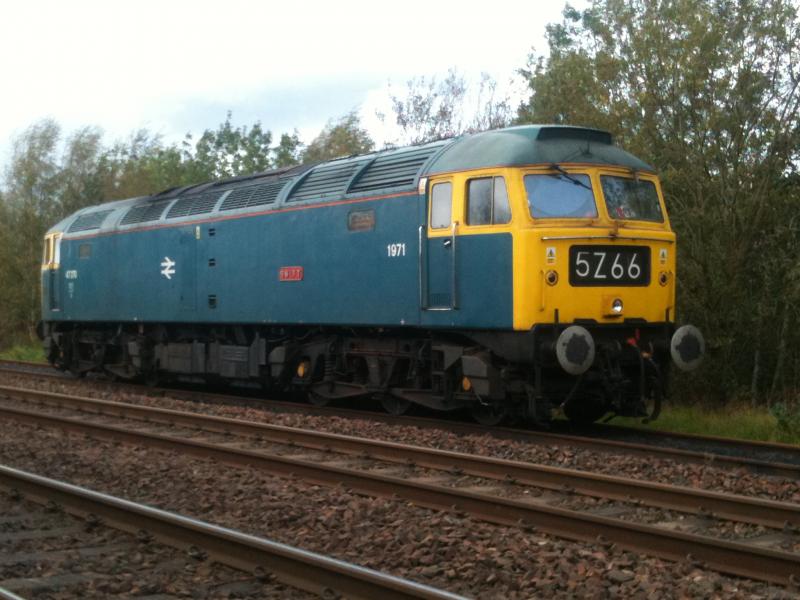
79 243 92 259
466 177 511 225
430 182 452 229
525 173 597 218
601 176 664 222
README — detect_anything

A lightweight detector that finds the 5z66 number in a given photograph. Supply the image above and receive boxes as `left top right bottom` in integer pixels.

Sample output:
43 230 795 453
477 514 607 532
569 246 650 286
574 251 641 279
387 243 406 257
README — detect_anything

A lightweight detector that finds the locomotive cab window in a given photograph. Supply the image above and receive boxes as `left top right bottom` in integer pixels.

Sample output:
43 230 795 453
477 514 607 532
42 238 52 266
42 233 61 267
601 176 664 222
430 182 452 229
466 177 510 225
525 172 597 218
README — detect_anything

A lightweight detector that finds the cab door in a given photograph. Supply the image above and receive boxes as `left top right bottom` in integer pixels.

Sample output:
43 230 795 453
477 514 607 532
43 233 62 311
424 179 457 310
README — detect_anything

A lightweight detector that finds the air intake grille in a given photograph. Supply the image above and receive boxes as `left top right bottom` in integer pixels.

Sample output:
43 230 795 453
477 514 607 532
219 180 287 211
288 162 362 202
120 201 171 226
350 147 438 193
68 209 114 233
166 192 222 219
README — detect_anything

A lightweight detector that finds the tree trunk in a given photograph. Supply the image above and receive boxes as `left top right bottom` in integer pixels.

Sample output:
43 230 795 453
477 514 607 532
751 347 761 408
771 307 791 399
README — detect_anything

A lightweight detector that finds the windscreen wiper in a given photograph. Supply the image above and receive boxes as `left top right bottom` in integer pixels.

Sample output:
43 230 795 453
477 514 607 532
549 163 593 191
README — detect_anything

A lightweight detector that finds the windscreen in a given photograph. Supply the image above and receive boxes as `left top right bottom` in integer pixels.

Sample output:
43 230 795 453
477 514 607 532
601 176 664 222
525 173 597 218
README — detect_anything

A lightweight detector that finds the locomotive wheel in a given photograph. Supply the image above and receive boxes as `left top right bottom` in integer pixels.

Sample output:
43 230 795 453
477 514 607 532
307 391 331 407
470 402 507 426
380 395 411 416
563 395 608 425
68 366 86 379
143 369 162 387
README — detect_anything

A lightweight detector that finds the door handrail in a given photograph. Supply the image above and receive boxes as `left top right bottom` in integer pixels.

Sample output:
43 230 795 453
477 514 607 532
450 221 458 310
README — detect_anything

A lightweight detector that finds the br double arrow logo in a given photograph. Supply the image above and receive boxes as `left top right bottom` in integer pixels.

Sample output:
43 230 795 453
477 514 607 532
160 257 176 280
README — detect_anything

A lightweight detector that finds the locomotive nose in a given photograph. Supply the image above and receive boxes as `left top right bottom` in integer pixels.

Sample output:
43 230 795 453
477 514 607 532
670 324 705 371
556 325 596 375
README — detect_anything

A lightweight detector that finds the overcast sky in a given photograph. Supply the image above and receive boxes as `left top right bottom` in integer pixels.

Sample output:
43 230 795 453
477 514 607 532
0 0 579 168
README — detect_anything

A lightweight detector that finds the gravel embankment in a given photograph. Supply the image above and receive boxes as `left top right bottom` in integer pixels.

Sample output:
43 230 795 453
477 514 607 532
2 373 797 503
0 374 795 597
0 487 312 599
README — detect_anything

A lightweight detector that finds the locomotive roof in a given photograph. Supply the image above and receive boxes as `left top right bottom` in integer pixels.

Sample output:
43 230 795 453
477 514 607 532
424 125 654 174
51 125 654 236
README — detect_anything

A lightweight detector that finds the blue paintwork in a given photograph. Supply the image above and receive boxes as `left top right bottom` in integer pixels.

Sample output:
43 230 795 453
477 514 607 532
424 233 513 328
45 193 514 330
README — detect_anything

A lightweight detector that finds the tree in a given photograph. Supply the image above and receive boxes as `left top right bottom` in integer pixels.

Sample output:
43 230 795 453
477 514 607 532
58 126 105 215
383 69 514 145
273 130 303 168
97 130 189 200
519 0 800 401
0 120 63 341
301 112 374 163
187 111 274 180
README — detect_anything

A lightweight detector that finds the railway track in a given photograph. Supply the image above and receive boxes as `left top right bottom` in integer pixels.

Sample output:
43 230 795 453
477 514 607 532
2 385 800 585
2 359 799 479
0 463 461 600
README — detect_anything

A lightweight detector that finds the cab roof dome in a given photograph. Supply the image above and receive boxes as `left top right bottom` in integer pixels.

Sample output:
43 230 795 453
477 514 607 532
423 125 654 174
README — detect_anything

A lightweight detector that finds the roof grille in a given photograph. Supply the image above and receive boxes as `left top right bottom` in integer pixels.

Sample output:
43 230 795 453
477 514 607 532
68 209 114 233
120 201 171 226
536 127 612 145
288 162 362 202
166 191 222 219
350 147 439 193
219 180 287 211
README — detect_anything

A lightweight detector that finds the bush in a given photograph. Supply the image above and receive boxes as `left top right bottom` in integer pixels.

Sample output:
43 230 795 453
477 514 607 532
769 403 800 440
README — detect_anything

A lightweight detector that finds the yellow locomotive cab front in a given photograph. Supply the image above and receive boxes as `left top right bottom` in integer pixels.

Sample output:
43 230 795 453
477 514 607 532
502 162 704 422
513 165 676 331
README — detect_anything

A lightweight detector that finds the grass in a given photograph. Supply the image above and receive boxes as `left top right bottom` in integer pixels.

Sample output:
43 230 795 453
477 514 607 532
613 402 800 445
0 343 46 363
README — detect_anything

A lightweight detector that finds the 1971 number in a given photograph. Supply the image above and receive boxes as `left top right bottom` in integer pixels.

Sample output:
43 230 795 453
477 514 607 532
387 243 406 257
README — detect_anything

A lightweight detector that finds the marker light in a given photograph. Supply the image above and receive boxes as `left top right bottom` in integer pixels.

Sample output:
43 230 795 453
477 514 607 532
611 298 624 314
545 270 559 286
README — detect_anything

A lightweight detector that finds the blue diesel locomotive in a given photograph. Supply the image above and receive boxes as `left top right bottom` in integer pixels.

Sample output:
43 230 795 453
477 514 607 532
40 125 704 424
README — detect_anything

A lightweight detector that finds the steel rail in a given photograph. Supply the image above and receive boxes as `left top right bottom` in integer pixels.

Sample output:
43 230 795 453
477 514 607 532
0 587 26 600
0 386 797 530
0 465 463 600
2 402 800 584
2 364 800 478
0 360 48 369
